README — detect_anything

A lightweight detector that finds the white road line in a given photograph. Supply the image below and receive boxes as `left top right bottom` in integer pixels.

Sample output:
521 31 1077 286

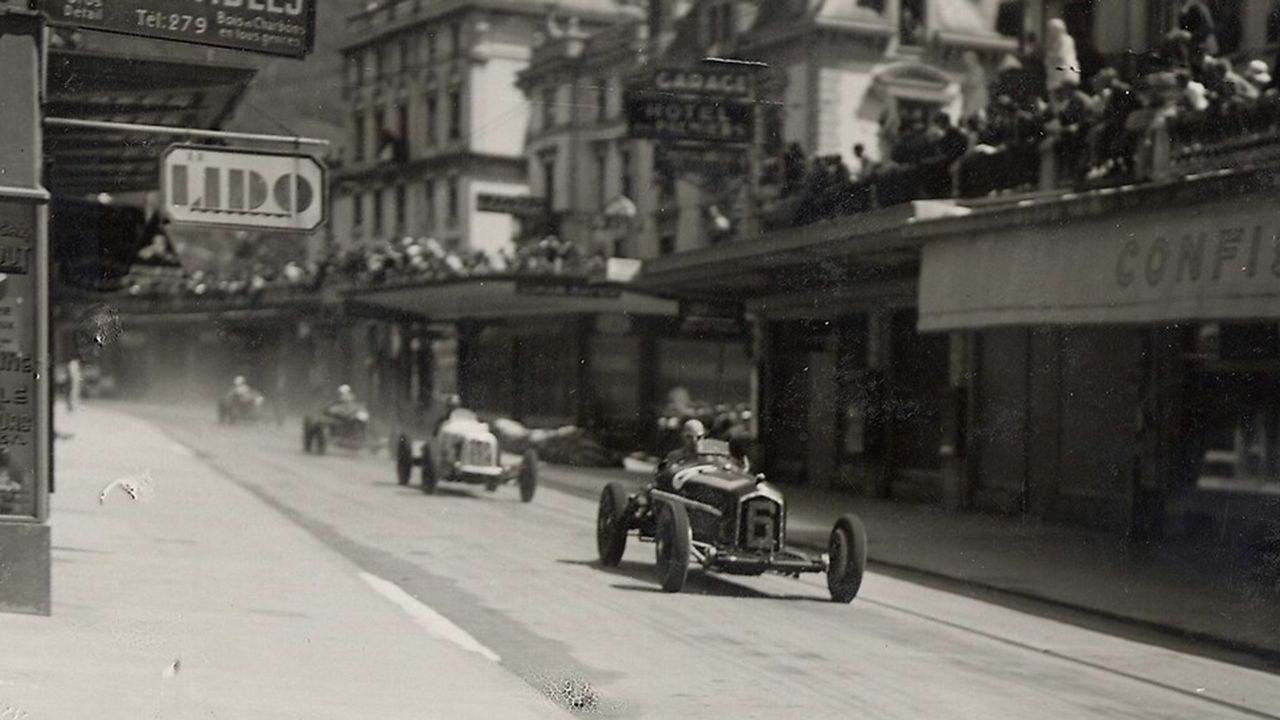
357 571 502 663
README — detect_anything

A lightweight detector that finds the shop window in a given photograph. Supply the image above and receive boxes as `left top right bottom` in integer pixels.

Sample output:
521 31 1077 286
1186 323 1280 493
425 95 438 146
620 146 633 200
353 192 364 229
447 177 459 224
447 85 462 140
352 113 366 161
423 179 435 230
394 184 406 231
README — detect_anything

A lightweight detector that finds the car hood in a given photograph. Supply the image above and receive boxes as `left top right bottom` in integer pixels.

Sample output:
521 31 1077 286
672 465 757 496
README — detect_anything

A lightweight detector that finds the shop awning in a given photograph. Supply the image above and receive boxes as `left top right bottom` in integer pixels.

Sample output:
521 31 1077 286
917 172 1280 331
638 201 964 310
44 48 256 197
343 276 679 322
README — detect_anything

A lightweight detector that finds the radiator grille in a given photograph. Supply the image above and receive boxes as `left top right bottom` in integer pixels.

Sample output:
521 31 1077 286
740 496 780 551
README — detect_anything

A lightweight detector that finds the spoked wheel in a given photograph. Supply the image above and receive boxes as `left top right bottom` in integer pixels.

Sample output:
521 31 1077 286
518 449 538 503
396 435 412 486
654 501 691 593
596 482 630 567
420 445 438 495
827 513 868 603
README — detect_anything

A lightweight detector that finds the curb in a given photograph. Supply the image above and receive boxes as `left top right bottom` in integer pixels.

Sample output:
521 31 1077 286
786 535 1280 669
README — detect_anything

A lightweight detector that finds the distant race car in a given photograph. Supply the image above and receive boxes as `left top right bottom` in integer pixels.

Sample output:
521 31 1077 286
303 402 376 454
396 408 538 502
595 438 867 602
217 389 265 424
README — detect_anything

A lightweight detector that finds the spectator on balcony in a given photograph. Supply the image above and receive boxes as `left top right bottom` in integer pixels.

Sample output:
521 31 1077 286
930 112 970 165
891 120 931 166
848 143 873 181
1243 60 1273 97
1045 19 1081 93
1179 0 1219 57
1177 69 1210 112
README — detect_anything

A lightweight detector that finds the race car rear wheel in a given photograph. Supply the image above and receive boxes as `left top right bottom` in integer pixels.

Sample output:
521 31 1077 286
827 513 868 603
596 482 629 567
420 445 438 495
518 449 538 503
655 501 691 593
396 435 412 486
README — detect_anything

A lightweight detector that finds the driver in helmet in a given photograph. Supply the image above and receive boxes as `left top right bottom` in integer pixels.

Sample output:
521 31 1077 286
325 384 364 421
433 393 463 435
228 375 259 404
654 419 708 490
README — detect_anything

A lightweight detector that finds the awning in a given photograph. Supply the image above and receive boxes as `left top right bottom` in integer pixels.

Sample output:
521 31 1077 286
44 49 256 196
343 276 678 322
918 191 1280 331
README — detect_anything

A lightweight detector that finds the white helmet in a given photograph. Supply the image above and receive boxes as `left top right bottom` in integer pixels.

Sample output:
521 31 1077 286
233 376 246 386
682 419 706 443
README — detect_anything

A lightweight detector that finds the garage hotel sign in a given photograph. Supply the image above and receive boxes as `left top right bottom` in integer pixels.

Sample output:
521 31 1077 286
43 0 316 58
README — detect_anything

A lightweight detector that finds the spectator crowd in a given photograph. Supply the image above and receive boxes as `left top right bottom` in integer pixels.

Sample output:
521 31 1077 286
776 11 1280 229
117 233 612 301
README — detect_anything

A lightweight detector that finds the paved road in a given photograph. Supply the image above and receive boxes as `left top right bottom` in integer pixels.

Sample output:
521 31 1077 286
130 404 1280 719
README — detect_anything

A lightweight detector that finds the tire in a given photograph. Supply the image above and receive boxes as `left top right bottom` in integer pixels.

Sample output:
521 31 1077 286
518 449 538 503
396 435 412 486
654 501 691 593
314 426 327 455
596 482 630 567
302 420 313 453
827 513 868 603
421 444 437 495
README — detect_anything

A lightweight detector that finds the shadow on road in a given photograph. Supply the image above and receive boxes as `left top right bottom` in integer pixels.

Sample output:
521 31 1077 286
557 558 830 603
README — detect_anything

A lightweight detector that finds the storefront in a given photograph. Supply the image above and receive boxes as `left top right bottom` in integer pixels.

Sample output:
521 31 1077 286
916 168 1280 536
344 275 681 444
641 202 958 494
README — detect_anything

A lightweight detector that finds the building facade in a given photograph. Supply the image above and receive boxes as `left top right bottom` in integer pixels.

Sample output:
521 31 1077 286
333 0 631 259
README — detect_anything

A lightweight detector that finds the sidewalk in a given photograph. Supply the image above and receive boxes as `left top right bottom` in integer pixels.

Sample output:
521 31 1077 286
0 405 566 719
548 463 1280 665
777 484 1280 663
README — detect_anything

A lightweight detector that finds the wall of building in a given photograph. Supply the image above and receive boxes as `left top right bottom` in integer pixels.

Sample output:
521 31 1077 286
969 325 1142 531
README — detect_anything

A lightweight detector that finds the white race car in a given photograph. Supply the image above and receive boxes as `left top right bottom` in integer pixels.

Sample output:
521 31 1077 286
396 409 538 502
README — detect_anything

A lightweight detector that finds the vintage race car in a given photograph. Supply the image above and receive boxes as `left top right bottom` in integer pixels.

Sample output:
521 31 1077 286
595 438 867 602
396 409 538 502
218 390 265 424
302 404 376 454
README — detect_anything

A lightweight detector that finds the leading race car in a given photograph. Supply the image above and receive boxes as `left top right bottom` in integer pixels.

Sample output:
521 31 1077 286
595 435 867 602
396 407 538 502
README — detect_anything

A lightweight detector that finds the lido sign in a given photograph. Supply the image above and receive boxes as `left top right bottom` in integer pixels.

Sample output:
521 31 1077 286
161 144 326 232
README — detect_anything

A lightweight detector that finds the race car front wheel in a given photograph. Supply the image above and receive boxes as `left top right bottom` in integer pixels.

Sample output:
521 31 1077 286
827 513 868 603
655 501 691 593
421 445 438 495
518 449 538 503
596 482 629 567
396 435 412 486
